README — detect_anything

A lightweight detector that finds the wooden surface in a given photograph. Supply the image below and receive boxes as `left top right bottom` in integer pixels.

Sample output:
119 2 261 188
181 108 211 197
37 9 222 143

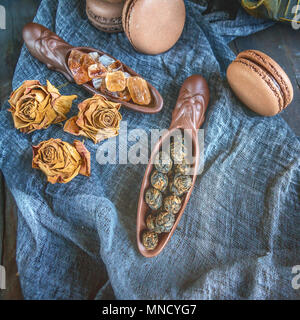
0 0 299 299
231 24 300 136
0 0 41 104
0 0 41 300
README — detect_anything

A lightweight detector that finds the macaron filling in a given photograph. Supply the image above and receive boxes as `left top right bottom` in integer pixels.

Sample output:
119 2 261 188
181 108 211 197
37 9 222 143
234 58 285 110
244 50 292 105
243 57 285 103
123 0 136 49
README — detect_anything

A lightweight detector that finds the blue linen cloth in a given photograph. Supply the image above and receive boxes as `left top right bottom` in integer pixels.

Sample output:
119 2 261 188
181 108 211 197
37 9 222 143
0 0 299 299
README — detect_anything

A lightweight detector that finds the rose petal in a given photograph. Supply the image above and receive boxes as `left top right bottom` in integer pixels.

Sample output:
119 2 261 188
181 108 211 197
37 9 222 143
73 140 91 177
32 138 90 184
64 94 122 144
52 95 77 118
8 80 77 134
46 80 60 97
8 87 27 109
30 89 47 103
64 116 81 136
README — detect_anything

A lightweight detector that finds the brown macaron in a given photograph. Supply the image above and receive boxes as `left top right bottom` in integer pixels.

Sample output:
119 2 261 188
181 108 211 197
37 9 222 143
226 50 293 116
86 0 125 33
122 0 186 55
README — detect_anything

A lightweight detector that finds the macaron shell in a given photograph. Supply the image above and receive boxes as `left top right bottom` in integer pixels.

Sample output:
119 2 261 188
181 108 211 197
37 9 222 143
122 0 133 41
237 49 294 107
106 0 124 3
227 58 284 116
86 0 124 33
124 0 186 55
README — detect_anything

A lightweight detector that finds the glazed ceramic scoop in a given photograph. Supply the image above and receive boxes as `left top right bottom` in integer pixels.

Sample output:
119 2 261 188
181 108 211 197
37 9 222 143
136 75 210 257
227 49 293 116
22 22 163 114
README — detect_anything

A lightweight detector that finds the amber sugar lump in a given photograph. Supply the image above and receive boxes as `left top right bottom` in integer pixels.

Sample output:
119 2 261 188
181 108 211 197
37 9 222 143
117 87 132 102
88 63 107 79
105 71 126 92
127 76 151 105
68 49 96 85
108 60 123 72
68 51 152 106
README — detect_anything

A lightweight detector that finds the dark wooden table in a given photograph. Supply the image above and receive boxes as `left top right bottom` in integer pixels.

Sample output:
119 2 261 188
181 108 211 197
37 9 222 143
0 0 299 299
0 0 41 300
231 24 300 137
0 0 41 105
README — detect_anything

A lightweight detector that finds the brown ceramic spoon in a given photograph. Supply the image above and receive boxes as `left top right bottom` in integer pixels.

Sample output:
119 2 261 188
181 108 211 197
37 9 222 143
136 75 210 257
22 22 163 114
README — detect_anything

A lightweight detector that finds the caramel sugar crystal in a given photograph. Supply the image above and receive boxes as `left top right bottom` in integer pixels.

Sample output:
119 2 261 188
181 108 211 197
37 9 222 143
108 60 123 72
88 63 107 79
68 49 95 85
127 76 151 105
118 87 132 102
105 71 126 92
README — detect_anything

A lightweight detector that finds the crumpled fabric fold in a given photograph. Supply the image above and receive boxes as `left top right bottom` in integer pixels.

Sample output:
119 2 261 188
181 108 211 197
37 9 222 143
0 0 299 299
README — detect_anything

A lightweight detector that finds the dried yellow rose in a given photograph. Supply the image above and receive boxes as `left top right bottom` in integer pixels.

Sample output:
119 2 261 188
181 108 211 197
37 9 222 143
32 138 90 184
8 80 77 133
64 94 122 144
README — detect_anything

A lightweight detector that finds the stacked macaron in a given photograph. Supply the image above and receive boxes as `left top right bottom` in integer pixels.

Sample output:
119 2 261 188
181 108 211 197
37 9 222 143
227 49 293 116
86 0 125 33
86 0 186 55
85 3 294 116
122 0 186 55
